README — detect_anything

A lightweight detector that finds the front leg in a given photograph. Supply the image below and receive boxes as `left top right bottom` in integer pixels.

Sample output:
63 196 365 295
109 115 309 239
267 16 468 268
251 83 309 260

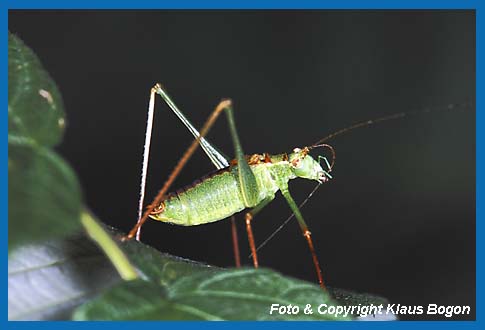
281 188 326 290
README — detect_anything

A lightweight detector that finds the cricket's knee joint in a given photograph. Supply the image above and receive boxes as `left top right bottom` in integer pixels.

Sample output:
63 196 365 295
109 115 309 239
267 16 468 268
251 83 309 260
218 99 233 109
303 230 312 238
152 83 162 92
245 213 253 225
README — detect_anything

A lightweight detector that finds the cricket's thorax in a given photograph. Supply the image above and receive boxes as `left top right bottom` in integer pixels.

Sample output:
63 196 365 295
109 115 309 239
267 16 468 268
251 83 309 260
149 150 327 226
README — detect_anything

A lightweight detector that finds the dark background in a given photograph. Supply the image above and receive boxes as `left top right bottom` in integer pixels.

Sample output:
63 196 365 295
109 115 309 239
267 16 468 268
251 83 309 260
9 10 475 320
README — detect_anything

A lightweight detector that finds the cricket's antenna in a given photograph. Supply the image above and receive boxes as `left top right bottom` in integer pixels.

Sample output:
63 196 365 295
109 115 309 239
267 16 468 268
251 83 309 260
254 101 473 254
311 101 473 147
250 182 322 258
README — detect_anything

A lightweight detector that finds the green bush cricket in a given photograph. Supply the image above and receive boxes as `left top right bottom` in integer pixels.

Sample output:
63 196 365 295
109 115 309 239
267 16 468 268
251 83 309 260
124 83 337 289
124 83 470 291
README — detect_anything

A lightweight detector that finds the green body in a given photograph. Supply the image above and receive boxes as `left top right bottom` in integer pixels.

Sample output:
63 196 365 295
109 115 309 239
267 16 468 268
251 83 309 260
140 84 330 288
150 149 328 226
151 154 294 225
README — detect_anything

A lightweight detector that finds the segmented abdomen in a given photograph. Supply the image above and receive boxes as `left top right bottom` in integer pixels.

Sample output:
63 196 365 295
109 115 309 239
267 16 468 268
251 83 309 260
158 168 247 225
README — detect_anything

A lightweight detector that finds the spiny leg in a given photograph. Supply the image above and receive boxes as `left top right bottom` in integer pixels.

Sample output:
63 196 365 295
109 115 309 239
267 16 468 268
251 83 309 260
126 96 234 240
136 84 230 239
222 102 267 267
135 85 157 240
230 215 241 267
132 85 260 267
281 188 326 290
134 84 242 266
245 213 257 267
223 104 260 208
156 86 243 265
245 197 273 267
153 84 229 169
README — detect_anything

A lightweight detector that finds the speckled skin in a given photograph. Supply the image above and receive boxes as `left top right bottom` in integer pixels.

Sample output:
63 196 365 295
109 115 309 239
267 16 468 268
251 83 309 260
149 149 329 226
149 153 300 225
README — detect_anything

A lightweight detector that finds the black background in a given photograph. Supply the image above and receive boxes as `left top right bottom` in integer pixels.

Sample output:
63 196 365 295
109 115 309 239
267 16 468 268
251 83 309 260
9 10 475 320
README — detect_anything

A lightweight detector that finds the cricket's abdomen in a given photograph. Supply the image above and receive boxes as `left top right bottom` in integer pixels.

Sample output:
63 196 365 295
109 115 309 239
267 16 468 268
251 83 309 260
150 164 280 226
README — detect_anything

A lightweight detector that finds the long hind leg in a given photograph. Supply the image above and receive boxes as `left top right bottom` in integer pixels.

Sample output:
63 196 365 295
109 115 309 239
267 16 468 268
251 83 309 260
230 215 240 267
134 84 242 266
126 96 235 239
129 85 263 272
219 102 271 268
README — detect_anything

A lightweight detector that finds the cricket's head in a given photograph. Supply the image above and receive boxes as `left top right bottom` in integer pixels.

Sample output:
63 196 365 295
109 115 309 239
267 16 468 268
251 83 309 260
288 147 333 183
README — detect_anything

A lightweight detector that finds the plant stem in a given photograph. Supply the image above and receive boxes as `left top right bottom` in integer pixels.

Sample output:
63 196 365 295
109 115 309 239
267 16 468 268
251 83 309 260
80 210 138 281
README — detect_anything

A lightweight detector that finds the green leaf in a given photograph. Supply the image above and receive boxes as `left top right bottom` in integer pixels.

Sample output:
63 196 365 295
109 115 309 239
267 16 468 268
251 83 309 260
8 32 82 251
8 137 82 250
75 228 393 321
73 227 345 321
8 226 223 320
9 223 390 321
8 233 122 320
74 270 345 320
8 32 65 147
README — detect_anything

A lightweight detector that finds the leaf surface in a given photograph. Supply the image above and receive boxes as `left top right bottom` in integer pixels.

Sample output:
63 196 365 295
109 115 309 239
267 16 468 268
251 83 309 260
8 139 82 250
8 33 65 147
74 228 346 321
8 32 82 251
9 224 390 321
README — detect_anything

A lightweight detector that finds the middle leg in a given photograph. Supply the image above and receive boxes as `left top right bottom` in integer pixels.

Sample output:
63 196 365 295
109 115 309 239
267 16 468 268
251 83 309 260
244 197 274 268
